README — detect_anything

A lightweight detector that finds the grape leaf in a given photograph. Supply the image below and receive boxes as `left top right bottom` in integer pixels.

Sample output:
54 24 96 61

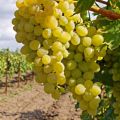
75 0 95 13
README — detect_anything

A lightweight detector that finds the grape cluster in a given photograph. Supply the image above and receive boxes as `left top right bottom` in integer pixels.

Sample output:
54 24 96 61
104 47 120 119
12 0 106 115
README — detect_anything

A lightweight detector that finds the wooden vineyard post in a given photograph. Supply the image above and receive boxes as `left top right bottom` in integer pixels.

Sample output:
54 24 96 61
17 61 21 88
4 55 10 94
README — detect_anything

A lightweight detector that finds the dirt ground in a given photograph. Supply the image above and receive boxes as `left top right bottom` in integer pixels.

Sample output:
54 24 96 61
0 82 81 120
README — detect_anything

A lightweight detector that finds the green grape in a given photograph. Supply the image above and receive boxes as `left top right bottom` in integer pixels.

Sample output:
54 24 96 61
89 96 100 110
34 26 43 36
68 51 74 60
83 92 93 102
75 84 86 95
88 26 97 37
37 48 48 57
42 55 51 65
54 62 65 73
47 73 57 84
44 65 53 73
65 70 71 78
71 33 80 45
24 23 34 33
71 69 82 79
42 28 52 39
82 37 92 47
34 57 42 66
52 41 63 52
65 20 75 32
44 16 58 29
83 71 94 80
58 1 69 12
68 78 76 86
90 85 101 96
74 53 83 63
92 34 104 47
54 52 63 61
67 60 77 70
84 47 94 59
58 32 71 43
44 83 55 94
76 26 88 37
20 45 32 55
57 74 66 85
77 44 85 53
79 100 88 110
53 27 63 37
59 16 68 26
52 89 60 100
84 80 93 89
29 40 40 50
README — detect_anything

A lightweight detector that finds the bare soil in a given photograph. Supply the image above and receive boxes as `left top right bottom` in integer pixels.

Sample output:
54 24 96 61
0 82 81 120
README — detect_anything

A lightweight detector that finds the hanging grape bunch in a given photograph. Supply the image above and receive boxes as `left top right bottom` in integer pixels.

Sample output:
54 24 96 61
12 0 107 116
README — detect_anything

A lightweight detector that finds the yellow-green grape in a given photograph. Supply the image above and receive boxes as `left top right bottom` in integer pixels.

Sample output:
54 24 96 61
24 23 34 33
84 80 93 89
12 18 19 26
89 62 100 72
42 55 51 65
67 60 77 70
44 65 53 74
34 26 43 36
52 89 60 100
77 44 85 53
90 85 101 96
76 26 88 37
79 100 88 110
37 48 48 57
84 47 94 59
88 26 97 37
44 83 55 94
75 84 86 95
35 72 47 83
16 0 24 8
62 49 69 58
44 16 58 29
68 78 76 86
64 42 70 49
71 68 81 79
65 70 71 78
15 32 25 43
65 20 75 32
54 52 63 61
52 41 63 52
58 1 69 12
26 33 36 41
89 96 100 110
71 33 80 45
20 45 32 55
71 14 81 23
47 73 57 84
87 108 97 116
74 53 83 63
82 37 92 47
54 62 65 73
92 34 104 47
83 71 94 80
42 40 52 50
29 40 40 50
53 27 63 37
57 74 66 85
34 57 42 66
79 62 89 72
54 8 62 18
83 92 93 102
58 32 71 43
64 9 74 18
68 51 74 60
59 16 68 26
42 28 52 39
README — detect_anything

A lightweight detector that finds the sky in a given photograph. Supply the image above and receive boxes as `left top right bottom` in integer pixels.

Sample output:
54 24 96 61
0 0 22 51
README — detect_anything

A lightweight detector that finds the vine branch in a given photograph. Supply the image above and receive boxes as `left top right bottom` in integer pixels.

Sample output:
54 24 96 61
90 6 120 20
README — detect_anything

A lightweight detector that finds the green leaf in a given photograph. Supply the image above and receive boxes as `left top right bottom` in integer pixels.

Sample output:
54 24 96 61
75 0 95 13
